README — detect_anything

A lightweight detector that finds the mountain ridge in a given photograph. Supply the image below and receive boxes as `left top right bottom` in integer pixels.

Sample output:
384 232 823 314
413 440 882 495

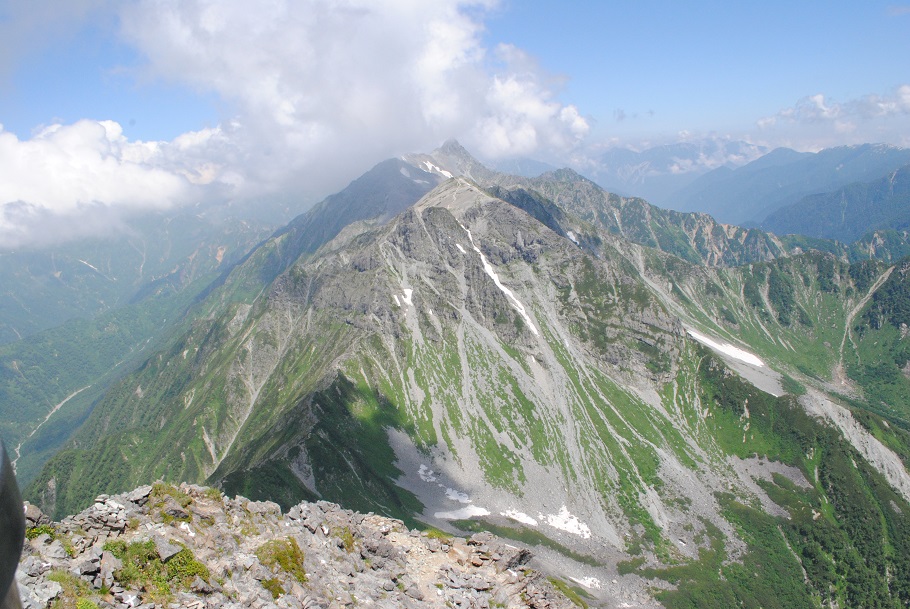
16 141 910 609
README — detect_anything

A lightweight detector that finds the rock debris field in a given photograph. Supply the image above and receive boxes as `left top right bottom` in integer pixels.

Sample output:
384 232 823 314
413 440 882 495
15 483 579 609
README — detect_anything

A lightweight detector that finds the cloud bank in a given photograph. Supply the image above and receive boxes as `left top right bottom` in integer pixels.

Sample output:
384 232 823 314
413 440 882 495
0 0 589 248
757 85 910 149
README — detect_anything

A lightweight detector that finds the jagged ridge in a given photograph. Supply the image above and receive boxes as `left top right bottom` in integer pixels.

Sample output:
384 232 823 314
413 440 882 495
17 483 578 609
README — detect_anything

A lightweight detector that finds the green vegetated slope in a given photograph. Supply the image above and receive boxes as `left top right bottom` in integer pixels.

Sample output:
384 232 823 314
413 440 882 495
0 276 213 485
4 155 446 491
24 155 910 608
645 249 910 423
0 210 277 484
763 164 910 243
645 350 910 609
0 209 272 345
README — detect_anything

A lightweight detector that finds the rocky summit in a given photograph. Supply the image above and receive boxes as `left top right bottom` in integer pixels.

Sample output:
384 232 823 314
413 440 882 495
15 482 578 609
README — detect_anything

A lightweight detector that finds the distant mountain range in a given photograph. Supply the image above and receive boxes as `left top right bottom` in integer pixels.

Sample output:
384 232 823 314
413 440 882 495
670 143 910 225
580 138 769 205
762 164 910 243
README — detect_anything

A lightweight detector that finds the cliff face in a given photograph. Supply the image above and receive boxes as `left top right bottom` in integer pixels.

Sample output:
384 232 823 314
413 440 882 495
16 483 578 609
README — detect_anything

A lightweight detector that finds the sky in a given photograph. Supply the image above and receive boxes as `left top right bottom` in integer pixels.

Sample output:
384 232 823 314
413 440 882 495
0 0 908 248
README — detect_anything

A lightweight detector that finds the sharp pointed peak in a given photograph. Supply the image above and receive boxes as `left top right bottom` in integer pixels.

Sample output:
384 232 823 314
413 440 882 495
437 138 470 155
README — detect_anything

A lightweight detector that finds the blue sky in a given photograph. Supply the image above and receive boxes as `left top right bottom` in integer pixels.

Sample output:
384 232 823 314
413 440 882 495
0 0 908 247
481 1 910 143
2 1 907 144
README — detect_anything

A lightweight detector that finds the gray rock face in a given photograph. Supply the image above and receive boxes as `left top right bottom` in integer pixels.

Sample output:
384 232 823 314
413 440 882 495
16 484 579 609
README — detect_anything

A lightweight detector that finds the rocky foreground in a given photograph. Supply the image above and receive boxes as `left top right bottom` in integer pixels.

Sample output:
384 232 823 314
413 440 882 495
16 484 579 609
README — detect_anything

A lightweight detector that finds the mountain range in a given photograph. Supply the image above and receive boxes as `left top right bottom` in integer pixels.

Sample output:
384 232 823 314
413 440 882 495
670 143 910 225
11 141 910 608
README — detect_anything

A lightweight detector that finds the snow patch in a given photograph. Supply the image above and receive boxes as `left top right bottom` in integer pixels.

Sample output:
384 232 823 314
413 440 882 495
686 328 765 367
393 294 401 307
455 243 466 254
570 577 602 590
418 464 437 482
540 506 591 538
435 505 490 520
459 223 539 336
445 488 472 503
402 288 414 307
566 231 579 245
501 510 538 526
399 167 411 178
423 160 454 179
78 259 102 273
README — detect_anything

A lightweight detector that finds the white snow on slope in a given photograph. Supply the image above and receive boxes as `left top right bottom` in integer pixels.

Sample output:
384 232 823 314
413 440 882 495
566 231 579 245
540 506 591 538
445 488 471 503
455 243 466 254
402 288 414 307
418 464 437 482
435 505 490 520
686 328 764 367
501 510 538 526
459 224 539 336
570 577 602 590
393 294 401 307
78 259 102 273
423 160 454 179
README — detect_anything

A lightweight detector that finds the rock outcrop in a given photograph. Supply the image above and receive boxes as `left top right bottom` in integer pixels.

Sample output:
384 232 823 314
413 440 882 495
16 483 578 609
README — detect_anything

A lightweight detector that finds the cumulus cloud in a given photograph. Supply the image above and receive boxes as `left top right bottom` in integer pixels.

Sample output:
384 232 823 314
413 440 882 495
117 0 588 191
0 0 590 247
470 45 589 158
0 118 250 248
757 85 910 148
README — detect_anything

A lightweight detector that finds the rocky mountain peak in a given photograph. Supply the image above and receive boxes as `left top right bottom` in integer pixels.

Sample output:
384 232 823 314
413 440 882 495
16 484 577 609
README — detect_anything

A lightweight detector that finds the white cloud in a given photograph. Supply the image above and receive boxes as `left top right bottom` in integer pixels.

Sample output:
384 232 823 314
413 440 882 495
117 0 587 189
1 0 590 247
0 118 252 248
757 85 910 148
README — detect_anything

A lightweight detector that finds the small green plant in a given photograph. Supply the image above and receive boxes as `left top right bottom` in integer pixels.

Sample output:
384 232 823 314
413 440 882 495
262 577 284 599
47 570 93 609
75 599 99 609
150 482 194 525
203 487 223 502
150 482 193 508
617 556 646 575
547 578 588 609
425 527 453 541
166 548 210 585
103 540 209 604
334 526 356 553
256 538 307 584
25 524 56 540
102 539 128 557
60 535 76 558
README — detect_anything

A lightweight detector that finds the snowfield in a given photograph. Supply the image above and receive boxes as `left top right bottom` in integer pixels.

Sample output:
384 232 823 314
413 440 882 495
500 510 538 526
434 505 491 520
540 506 591 538
686 328 765 367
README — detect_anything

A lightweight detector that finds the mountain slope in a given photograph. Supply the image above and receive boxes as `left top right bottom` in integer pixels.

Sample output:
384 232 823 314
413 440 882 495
27 170 910 608
762 164 910 242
